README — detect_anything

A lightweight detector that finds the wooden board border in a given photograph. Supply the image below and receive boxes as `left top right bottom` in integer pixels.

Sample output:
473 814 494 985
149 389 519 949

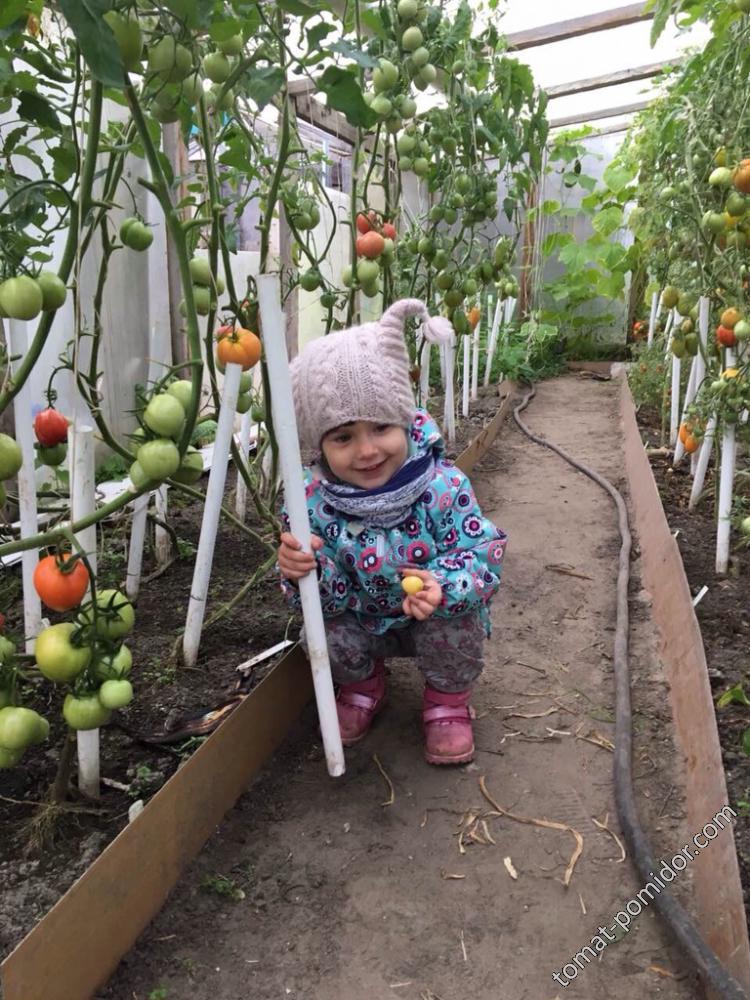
620 376 750 991
0 383 517 1000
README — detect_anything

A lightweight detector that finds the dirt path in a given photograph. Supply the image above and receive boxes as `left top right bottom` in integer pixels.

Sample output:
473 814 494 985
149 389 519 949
100 375 704 1000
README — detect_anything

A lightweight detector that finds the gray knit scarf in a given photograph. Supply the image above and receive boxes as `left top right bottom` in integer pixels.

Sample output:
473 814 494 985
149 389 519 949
316 450 435 530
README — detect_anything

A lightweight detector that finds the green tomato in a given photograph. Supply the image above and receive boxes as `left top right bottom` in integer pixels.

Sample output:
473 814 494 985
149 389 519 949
341 265 353 288
0 434 23 481
411 46 430 68
740 516 750 536
396 133 417 156
370 94 392 117
193 285 214 315
83 589 135 640
412 157 430 177
144 393 186 439
98 679 134 710
709 166 733 188
235 393 252 415
36 271 68 312
444 288 465 308
0 637 16 665
401 25 424 51
299 268 321 292
0 276 43 321
239 372 253 393
181 72 203 106
38 442 67 467
436 270 455 291
123 221 154 251
129 460 151 490
137 439 181 481
251 404 265 423
103 10 143 72
726 191 748 217
373 58 399 92
148 37 193 82
360 281 381 299
203 51 232 83
733 319 750 340
419 63 437 85
166 379 193 411
0 746 24 769
35 622 91 683
218 33 243 56
189 257 212 286
63 693 111 731
0 706 49 750
93 644 133 682
357 259 380 284
399 97 417 118
172 447 204 484
398 0 418 18
462 277 478 296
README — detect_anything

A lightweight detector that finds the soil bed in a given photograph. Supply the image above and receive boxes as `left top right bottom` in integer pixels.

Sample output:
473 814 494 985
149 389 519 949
0 466 295 960
635 403 750 918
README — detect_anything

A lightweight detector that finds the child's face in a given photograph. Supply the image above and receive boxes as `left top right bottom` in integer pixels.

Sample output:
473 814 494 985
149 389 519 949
321 421 408 488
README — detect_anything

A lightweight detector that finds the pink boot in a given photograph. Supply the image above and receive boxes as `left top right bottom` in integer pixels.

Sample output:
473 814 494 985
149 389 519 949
423 686 476 765
336 659 387 746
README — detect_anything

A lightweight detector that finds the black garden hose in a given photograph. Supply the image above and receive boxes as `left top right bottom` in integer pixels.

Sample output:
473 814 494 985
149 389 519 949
513 383 748 1000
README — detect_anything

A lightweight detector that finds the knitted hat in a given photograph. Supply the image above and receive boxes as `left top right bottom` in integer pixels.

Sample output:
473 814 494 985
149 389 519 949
291 299 453 451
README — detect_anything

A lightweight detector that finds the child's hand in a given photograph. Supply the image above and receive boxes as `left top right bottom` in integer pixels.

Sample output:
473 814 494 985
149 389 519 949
400 568 442 620
278 532 323 582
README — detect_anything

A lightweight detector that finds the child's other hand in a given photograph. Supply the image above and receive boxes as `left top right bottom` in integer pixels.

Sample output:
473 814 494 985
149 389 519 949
400 568 442 620
279 532 323 581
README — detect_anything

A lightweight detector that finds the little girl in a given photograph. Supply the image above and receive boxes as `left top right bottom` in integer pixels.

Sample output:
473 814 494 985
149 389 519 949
277 299 506 765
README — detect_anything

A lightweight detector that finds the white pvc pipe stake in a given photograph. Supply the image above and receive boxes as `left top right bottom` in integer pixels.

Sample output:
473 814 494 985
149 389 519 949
669 354 681 445
155 484 170 564
183 363 242 667
419 339 431 404
125 493 149 601
235 409 253 522
256 274 343 777
462 335 470 418
673 356 698 466
663 308 676 353
716 422 736 575
689 415 716 509
69 423 99 798
7 320 42 651
443 340 456 445
439 337 446 388
484 298 503 387
647 290 660 347
471 322 480 400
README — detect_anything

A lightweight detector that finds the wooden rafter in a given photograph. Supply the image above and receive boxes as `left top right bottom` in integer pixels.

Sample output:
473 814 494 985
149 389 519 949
545 60 681 99
549 99 651 130
506 3 653 51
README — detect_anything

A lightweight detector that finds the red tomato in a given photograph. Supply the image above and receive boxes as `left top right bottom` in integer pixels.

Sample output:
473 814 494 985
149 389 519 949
356 231 385 259
356 212 372 234
33 554 90 611
382 222 397 241
34 408 69 447
716 325 737 347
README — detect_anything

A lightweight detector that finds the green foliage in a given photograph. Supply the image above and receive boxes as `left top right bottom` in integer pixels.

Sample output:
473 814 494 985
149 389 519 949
627 341 670 411
95 452 130 485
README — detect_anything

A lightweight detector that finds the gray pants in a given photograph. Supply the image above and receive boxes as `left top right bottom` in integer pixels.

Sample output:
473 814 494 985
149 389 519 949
300 611 485 693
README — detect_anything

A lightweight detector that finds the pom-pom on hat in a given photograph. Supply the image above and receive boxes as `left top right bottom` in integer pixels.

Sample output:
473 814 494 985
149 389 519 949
291 299 453 451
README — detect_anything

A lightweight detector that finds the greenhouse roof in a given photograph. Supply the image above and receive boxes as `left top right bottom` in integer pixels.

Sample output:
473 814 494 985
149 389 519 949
496 1 710 137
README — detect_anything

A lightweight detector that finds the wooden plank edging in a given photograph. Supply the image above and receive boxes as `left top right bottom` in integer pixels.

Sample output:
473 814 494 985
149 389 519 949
0 384 516 1000
620 377 750 991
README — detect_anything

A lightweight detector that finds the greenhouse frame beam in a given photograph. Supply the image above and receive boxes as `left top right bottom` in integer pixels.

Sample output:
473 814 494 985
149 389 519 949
506 3 653 51
288 79 356 145
549 99 651 129
546 60 680 99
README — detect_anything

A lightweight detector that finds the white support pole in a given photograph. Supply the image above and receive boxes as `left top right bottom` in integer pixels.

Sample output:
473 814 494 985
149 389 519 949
439 337 446 387
154 484 170 564
484 298 502 387
689 415 716 509
256 274 344 778
443 340 456 445
716 422 736 575
669 353 681 445
647 290 661 346
183 363 242 668
471 322 480 401
125 493 149 601
462 335 470 418
663 308 676 353
419 339 431 404
235 409 253 522
69 423 99 799
7 320 42 651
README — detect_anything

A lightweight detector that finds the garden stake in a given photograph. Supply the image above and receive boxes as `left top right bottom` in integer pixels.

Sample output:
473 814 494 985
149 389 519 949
471 319 480 400
688 415 716 509
125 493 149 601
183 362 242 667
716 348 738 575
483 298 502 387
257 273 343 777
7 319 42 651
235 409 253 522
69 422 99 798
462 335 470 418
647 289 661 347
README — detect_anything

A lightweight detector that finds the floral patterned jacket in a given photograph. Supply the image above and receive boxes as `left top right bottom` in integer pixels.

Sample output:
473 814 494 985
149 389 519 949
280 409 507 636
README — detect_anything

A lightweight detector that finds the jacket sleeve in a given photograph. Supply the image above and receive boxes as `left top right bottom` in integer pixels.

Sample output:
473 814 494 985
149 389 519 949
427 463 507 617
278 482 353 617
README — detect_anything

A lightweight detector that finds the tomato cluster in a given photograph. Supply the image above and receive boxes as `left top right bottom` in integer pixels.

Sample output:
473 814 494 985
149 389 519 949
0 272 67 322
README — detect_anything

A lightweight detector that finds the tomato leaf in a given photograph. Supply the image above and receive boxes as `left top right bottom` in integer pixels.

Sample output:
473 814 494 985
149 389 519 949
57 0 125 90
716 683 750 708
17 91 61 132
246 65 285 110
327 39 378 69
316 66 376 128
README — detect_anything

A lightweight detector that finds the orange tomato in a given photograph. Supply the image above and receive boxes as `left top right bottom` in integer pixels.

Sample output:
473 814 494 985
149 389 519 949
467 306 481 329
733 159 750 195
684 434 700 454
33 554 89 612
720 307 741 329
356 231 385 259
216 328 261 370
